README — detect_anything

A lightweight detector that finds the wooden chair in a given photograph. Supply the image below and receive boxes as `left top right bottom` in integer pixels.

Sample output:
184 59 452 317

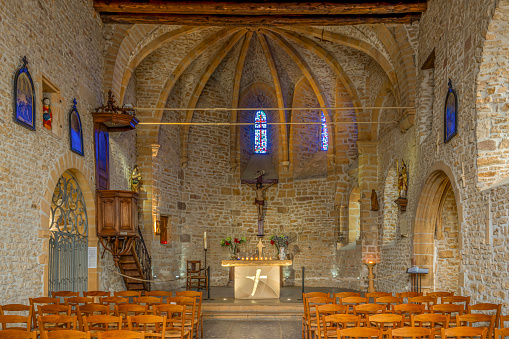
0 315 31 331
97 330 145 339
375 297 402 313
134 297 162 315
392 304 425 326
334 293 361 305
409 296 437 313
366 292 392 301
494 328 509 339
302 292 331 339
176 291 203 339
145 291 172 303
367 314 402 336
168 297 197 339
0 330 37 339
127 315 166 338
340 297 369 314
37 305 72 317
389 327 433 339
440 327 487 339
500 315 509 329
456 314 495 339
154 304 191 339
83 291 110 298
442 296 470 311
83 315 122 333
37 315 76 335
46 330 90 339
114 305 147 329
322 314 360 339
353 304 386 327
305 297 335 339
338 327 382 339
316 305 348 339
100 297 128 315
186 261 207 290
77 304 109 330
411 314 450 336
113 292 141 303
29 298 59 330
431 304 464 324
427 292 454 304
64 298 94 320
467 304 501 329
396 292 423 302
0 304 31 317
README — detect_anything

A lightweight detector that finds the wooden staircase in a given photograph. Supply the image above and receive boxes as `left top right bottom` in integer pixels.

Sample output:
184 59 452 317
118 243 149 292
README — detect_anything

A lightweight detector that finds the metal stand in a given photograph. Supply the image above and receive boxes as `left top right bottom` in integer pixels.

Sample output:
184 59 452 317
298 266 305 300
203 266 214 300
204 248 208 270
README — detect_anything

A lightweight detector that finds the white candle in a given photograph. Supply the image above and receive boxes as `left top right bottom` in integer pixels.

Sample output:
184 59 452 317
204 232 207 249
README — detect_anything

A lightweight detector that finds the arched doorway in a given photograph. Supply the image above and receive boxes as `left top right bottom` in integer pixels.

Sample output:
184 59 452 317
348 187 361 243
48 170 88 294
413 168 461 292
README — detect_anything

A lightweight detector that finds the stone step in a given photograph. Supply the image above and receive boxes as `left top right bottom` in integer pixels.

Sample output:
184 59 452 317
202 303 303 320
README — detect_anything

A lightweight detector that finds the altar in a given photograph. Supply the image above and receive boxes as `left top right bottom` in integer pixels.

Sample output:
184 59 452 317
221 260 292 299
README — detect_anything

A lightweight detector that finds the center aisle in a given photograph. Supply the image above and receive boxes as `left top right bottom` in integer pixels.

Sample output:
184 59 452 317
202 319 300 339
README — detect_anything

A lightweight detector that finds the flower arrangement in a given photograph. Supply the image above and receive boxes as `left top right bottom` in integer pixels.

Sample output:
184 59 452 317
270 234 291 259
221 236 247 258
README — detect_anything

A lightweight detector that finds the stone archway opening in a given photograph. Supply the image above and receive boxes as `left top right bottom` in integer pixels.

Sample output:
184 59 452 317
413 169 461 292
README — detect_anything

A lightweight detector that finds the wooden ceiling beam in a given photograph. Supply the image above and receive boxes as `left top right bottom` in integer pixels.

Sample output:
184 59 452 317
99 13 422 26
94 1 427 16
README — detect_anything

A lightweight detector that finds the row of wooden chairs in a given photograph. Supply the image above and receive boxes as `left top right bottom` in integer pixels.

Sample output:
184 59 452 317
0 329 148 339
336 326 504 339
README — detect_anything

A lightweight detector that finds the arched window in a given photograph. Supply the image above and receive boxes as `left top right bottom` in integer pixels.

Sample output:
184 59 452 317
254 110 267 154
321 112 329 151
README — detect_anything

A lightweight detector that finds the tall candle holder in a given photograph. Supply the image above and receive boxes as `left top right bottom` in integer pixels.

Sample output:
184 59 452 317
365 261 376 293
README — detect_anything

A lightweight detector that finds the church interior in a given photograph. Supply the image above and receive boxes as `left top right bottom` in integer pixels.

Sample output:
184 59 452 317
2 0 509 338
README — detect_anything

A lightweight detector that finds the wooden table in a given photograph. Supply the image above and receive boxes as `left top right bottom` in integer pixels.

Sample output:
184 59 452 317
221 260 292 299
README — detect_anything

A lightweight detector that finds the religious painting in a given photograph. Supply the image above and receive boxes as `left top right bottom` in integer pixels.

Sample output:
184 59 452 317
69 99 84 156
14 56 36 130
444 79 457 143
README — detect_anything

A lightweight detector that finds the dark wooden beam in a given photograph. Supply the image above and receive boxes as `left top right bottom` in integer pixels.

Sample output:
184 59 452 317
99 13 422 26
94 1 428 16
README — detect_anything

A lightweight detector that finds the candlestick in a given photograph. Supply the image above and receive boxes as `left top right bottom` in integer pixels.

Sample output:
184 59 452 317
204 232 207 250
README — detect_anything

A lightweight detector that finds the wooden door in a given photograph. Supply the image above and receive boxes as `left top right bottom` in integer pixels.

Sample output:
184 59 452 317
94 125 110 190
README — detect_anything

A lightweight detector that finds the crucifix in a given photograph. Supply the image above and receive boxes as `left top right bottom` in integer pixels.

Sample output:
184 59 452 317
241 170 278 237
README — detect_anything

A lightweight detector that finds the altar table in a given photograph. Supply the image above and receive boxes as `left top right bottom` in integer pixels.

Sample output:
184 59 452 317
221 260 292 299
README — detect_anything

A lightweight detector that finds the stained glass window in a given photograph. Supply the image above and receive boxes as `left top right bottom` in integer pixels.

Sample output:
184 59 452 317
254 110 267 153
321 112 329 151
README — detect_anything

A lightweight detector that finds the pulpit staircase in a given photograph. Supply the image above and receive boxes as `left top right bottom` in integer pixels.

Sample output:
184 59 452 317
117 227 152 292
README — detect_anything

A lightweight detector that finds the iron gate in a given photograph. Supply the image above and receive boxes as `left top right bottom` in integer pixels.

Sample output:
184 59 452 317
49 171 88 295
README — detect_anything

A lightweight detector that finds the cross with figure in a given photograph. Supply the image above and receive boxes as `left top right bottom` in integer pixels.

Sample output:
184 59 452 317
241 170 278 236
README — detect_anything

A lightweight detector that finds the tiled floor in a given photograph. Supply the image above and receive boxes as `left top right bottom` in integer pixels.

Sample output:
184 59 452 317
202 319 301 339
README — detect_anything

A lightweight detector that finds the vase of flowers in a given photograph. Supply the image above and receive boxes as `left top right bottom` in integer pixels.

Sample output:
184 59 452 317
221 236 247 259
270 234 290 260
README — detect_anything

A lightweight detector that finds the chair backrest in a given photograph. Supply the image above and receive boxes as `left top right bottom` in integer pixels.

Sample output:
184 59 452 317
411 314 450 329
187 261 202 274
100 297 128 306
353 304 386 317
133 297 162 310
127 315 166 336
154 304 186 335
38 305 72 317
431 304 464 317
441 327 487 339
0 314 31 331
427 292 454 304
0 304 31 316
323 314 360 330
396 292 423 298
52 291 79 299
83 291 110 298
38 314 76 332
304 292 330 299
340 297 369 313
392 304 425 318
65 297 94 306
334 293 361 304
114 304 147 323
366 292 392 300
175 291 203 315
0 330 36 339
46 330 90 339
367 314 402 330
467 303 501 328
29 298 60 330
409 296 437 312
113 292 141 298
389 327 433 339
443 296 470 310
169 297 196 325
494 328 509 339
97 330 145 339
83 315 122 332
456 314 495 334
78 304 109 316
145 291 172 303
375 297 402 312
338 326 382 339
501 315 509 329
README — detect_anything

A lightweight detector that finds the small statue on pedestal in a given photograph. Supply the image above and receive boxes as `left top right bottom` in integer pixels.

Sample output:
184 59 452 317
130 165 142 192
42 97 52 131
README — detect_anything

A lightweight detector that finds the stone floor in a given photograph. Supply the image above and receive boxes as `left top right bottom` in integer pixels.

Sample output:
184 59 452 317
202 319 301 339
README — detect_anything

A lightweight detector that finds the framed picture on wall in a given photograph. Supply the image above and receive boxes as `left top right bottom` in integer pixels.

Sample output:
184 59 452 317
69 99 84 156
444 79 458 143
14 56 36 130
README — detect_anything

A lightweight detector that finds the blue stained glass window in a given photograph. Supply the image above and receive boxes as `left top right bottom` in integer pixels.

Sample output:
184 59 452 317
321 112 329 151
254 110 267 153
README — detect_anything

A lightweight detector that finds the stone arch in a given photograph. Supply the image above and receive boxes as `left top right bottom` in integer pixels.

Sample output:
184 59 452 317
475 0 509 188
40 153 97 295
413 162 463 292
348 187 361 244
382 166 399 245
